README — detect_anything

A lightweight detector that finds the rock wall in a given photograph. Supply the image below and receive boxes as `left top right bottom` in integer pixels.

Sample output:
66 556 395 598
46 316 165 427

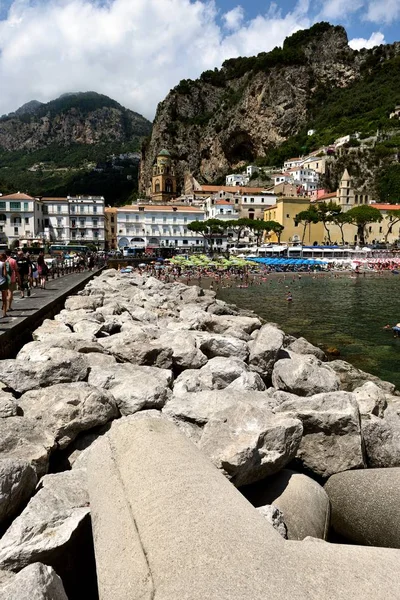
0 269 399 597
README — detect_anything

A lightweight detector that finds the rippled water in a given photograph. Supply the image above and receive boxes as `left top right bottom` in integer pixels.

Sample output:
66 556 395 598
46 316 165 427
217 273 400 389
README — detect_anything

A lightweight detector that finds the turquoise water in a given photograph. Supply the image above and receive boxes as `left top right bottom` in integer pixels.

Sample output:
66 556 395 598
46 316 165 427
217 274 400 390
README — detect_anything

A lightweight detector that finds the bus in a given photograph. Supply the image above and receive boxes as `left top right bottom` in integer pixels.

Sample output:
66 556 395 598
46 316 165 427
49 244 90 255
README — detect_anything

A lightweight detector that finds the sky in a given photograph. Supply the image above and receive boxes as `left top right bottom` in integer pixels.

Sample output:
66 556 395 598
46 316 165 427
0 0 399 121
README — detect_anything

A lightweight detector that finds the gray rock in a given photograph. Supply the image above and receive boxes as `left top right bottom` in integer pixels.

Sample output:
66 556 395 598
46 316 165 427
199 402 303 486
32 319 71 341
287 337 326 361
0 469 90 581
64 295 103 311
272 355 340 397
17 337 108 358
89 363 172 416
157 332 208 370
98 334 173 368
256 505 287 539
0 391 18 418
0 418 54 477
325 468 400 549
206 315 261 335
244 469 330 541
353 382 388 417
194 332 249 361
19 383 118 450
173 357 249 396
226 371 266 392
0 460 37 527
163 390 277 425
0 563 68 600
275 391 364 477
248 324 285 378
361 397 400 467
0 351 89 394
55 308 103 327
329 360 396 394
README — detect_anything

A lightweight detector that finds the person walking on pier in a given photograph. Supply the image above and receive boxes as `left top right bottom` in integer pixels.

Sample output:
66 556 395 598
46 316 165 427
5 250 18 312
0 253 9 318
37 251 48 289
16 251 32 298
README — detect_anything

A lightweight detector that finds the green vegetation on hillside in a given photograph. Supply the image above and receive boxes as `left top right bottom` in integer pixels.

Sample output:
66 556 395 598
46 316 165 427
0 141 141 204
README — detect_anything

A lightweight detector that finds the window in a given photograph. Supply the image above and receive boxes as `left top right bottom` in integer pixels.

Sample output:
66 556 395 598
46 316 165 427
25 217 29 224
80 219 85 227
93 219 98 227
24 202 29 211
13 217 21 225
0 202 5 210
286 214 289 218
163 227 168 234
183 240 188 245
173 228 177 234
71 231 76 239
57 206 62 213
81 231 85 238
379 226 383 233
244 198 247 203
111 227 115 234
14 227 19 235
261 198 264 203
70 205 75 213
166 179 173 193
10 202 21 210
155 180 160 193
173 217 177 223
369 226 372 233
136 215 139 221
152 217 155 223
163 217 167 223
184 217 187 223
93 206 97 214
250 198 254 203
94 231 99 238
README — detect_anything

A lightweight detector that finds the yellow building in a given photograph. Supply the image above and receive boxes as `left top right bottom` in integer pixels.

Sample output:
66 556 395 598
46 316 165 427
104 207 118 249
264 197 324 244
151 149 177 202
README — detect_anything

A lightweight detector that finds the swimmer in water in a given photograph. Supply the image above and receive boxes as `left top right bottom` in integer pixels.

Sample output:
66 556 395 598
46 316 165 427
287 291 293 302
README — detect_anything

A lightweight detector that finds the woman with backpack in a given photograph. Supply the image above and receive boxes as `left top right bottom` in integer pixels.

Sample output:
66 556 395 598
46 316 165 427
0 252 9 318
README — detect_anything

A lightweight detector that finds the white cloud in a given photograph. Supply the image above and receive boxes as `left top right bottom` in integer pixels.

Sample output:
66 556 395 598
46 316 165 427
349 31 385 49
365 0 400 25
0 0 317 120
318 0 364 20
222 5 244 31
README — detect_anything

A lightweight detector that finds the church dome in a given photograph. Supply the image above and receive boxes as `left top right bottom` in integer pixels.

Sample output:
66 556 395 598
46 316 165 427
158 149 171 157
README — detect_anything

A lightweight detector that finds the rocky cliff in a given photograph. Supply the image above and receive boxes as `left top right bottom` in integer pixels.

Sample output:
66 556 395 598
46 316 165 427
0 92 152 152
140 22 400 193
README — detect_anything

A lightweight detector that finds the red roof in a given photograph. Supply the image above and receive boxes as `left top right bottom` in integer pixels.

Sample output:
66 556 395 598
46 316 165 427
371 204 400 211
1 192 35 200
200 185 265 194
317 192 337 201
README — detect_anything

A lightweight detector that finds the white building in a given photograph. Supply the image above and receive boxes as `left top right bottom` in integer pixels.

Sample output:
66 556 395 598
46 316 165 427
68 196 105 248
41 197 70 243
246 165 259 177
116 204 205 250
225 174 249 187
0 192 44 247
283 157 303 170
239 193 277 220
273 173 292 186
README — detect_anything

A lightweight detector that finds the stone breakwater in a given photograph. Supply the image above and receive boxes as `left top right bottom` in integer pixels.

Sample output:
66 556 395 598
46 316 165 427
0 269 399 599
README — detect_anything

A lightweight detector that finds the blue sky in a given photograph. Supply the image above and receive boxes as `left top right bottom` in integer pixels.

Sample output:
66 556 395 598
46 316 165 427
0 0 399 118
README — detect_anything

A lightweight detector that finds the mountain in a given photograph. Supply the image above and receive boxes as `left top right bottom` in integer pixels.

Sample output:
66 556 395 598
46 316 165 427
140 23 400 195
0 92 152 151
0 92 152 204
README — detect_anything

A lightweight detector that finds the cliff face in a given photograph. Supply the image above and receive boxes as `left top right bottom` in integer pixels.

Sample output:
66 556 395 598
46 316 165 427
0 92 152 152
140 23 399 193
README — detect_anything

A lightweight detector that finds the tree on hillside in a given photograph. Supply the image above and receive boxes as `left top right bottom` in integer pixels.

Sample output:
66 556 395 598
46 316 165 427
316 201 342 244
246 220 272 246
376 164 400 203
295 206 320 245
384 210 400 243
331 212 353 246
346 205 383 246
187 219 227 252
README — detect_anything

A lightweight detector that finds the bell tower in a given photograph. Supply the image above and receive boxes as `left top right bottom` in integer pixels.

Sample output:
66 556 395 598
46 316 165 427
151 149 177 202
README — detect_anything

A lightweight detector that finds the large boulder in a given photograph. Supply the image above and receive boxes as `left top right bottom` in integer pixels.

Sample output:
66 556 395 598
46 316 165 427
18 383 118 450
0 351 89 394
88 363 172 416
325 468 400 549
274 391 364 478
199 402 303 486
248 325 285 379
0 390 18 418
272 355 340 397
0 469 97 599
243 469 330 541
361 397 400 468
0 460 37 527
87 416 400 600
173 357 249 396
32 319 71 341
163 389 276 426
193 332 249 361
287 337 326 361
98 334 173 368
0 563 68 600
328 360 396 394
157 332 208 370
353 381 388 417
0 418 54 477
64 295 103 311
